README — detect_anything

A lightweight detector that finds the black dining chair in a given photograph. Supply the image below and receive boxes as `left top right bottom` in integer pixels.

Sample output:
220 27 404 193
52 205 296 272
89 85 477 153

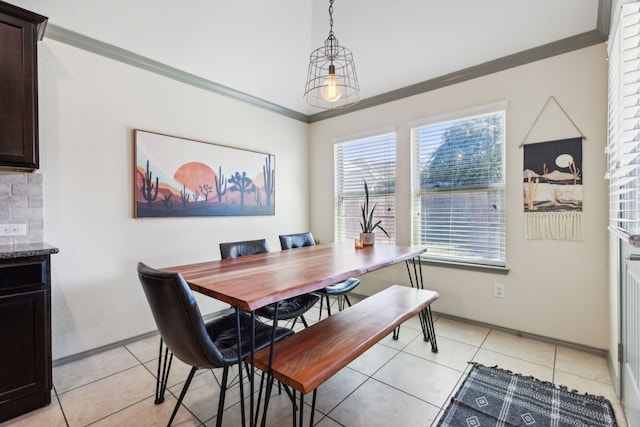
137 262 294 427
219 239 320 328
279 232 361 320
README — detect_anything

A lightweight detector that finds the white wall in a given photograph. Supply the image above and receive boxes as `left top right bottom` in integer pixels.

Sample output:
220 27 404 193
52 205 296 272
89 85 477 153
38 40 309 359
310 44 609 349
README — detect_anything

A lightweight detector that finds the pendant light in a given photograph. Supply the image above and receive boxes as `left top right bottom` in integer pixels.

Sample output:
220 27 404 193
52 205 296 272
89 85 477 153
304 0 360 109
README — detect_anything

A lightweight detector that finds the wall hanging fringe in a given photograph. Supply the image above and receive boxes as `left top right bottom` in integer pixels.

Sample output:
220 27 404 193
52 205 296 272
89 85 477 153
525 211 582 241
519 96 586 148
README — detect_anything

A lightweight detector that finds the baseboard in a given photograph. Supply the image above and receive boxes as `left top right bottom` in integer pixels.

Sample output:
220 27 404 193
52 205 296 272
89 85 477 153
350 291 608 356
52 309 227 367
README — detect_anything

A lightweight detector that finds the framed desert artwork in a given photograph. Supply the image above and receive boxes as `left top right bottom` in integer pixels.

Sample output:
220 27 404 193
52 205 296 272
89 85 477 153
134 130 275 218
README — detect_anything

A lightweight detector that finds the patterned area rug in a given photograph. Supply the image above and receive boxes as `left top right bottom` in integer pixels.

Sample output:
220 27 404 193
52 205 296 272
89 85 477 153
437 363 618 427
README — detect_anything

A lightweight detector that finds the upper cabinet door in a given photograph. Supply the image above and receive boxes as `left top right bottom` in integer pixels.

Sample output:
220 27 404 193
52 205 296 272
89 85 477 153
0 2 47 170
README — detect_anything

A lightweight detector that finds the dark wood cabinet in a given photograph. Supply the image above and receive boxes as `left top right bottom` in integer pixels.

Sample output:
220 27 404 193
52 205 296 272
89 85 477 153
0 1 47 170
0 254 52 423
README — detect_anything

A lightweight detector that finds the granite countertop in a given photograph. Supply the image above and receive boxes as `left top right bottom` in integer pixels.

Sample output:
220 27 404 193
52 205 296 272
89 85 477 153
0 242 59 259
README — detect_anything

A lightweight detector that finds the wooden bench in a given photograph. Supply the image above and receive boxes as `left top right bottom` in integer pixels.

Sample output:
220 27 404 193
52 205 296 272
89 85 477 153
253 284 439 425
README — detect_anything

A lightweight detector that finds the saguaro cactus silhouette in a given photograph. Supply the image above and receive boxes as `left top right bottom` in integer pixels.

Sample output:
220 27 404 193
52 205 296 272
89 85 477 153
141 160 159 209
180 185 190 209
229 171 255 209
263 156 274 208
215 166 227 202
254 186 262 206
162 193 172 209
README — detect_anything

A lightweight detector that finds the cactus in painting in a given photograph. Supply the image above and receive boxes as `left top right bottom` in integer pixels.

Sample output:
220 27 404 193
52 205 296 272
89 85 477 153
200 184 212 202
215 166 227 202
180 185 190 208
569 161 581 185
141 160 159 209
254 186 262 206
162 193 172 209
229 171 255 209
524 172 538 211
263 156 274 208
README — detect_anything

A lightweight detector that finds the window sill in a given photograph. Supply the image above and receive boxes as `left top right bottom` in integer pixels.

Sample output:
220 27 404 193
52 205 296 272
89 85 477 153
421 257 510 275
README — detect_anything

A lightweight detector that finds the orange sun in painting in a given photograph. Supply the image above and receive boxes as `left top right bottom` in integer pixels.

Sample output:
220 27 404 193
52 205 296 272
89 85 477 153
174 162 216 192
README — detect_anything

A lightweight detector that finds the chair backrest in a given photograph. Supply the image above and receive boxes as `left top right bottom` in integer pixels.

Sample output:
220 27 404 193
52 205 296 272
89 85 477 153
137 262 226 368
279 232 316 250
219 239 269 259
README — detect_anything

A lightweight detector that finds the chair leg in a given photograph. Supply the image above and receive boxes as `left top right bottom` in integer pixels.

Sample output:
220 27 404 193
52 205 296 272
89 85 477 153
299 315 309 328
344 294 352 307
325 295 332 317
168 366 197 426
216 366 230 427
318 295 324 321
155 338 173 404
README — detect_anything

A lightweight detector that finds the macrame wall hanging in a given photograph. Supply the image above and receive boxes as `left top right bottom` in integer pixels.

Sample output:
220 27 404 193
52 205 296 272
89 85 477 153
520 96 585 241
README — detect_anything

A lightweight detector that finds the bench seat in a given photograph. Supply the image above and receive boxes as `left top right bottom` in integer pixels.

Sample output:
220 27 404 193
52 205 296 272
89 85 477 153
253 284 439 394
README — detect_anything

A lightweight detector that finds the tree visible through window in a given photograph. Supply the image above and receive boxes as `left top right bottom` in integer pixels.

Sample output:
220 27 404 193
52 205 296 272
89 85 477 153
411 105 506 266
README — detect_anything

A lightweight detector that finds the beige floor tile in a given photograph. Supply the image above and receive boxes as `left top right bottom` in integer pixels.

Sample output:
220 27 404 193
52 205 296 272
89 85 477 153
169 367 248 423
53 346 140 393
347 342 399 376
143 356 198 389
472 348 554 382
555 345 612 384
314 366 368 414
481 329 556 367
328 378 440 427
553 370 626 427
58 364 156 426
373 352 463 407
433 317 490 347
400 312 425 331
314 415 345 426
125 334 162 363
378 323 421 350
204 390 307 427
90 394 200 426
0 392 66 427
405 334 479 371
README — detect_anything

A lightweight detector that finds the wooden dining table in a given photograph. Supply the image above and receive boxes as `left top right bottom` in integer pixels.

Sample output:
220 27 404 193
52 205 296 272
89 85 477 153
163 242 427 311
160 242 431 426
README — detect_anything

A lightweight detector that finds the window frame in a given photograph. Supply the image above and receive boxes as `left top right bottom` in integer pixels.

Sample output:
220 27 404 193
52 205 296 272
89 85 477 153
334 127 397 244
409 101 507 267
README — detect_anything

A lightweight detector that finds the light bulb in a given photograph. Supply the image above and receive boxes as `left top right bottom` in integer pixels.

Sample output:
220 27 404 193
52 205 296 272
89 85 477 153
321 73 342 102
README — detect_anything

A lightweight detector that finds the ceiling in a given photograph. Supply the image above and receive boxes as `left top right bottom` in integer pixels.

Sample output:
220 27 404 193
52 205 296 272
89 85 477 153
11 0 608 121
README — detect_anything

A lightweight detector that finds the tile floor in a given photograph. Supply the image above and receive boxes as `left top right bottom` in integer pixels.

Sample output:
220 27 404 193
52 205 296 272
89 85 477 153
1 298 628 427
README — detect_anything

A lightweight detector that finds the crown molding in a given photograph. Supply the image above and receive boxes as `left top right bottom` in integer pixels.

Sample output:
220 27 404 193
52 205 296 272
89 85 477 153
43 0 610 125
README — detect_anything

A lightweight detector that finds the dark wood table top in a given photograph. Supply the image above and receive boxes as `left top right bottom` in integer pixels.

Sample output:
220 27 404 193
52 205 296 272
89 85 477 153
162 242 425 311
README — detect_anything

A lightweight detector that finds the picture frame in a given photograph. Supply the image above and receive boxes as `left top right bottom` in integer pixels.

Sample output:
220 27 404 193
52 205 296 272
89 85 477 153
134 130 275 218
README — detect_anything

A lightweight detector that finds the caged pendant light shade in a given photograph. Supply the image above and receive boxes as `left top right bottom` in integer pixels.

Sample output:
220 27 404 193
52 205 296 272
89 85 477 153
304 0 360 110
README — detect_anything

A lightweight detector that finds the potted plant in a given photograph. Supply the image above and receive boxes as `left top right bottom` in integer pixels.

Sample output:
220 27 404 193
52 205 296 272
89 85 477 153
360 179 389 246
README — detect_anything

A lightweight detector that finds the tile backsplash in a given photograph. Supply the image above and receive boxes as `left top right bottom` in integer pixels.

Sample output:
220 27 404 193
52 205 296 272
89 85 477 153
0 171 44 244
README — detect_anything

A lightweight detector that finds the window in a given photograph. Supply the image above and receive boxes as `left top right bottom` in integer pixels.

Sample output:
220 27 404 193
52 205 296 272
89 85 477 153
334 129 396 244
410 103 506 267
607 3 640 240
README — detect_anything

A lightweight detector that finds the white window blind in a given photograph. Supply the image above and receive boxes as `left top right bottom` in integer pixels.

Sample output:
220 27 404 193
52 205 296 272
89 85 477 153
410 105 506 266
608 3 640 240
334 131 396 244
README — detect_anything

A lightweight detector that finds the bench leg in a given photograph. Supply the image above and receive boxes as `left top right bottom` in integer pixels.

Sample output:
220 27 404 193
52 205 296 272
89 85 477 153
420 306 438 352
290 389 317 427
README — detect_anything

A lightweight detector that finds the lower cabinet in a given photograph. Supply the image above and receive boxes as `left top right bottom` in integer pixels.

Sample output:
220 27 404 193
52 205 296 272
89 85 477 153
0 255 51 422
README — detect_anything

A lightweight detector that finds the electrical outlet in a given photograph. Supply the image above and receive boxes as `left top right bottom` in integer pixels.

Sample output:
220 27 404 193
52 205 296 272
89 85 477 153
494 283 505 298
0 223 27 236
